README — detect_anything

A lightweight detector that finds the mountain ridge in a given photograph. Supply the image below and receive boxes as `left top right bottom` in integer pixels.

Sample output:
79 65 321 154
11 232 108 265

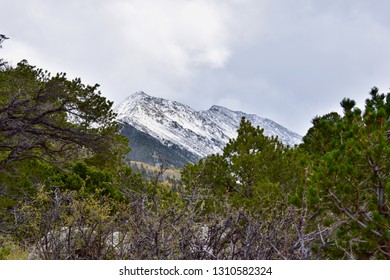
115 91 302 167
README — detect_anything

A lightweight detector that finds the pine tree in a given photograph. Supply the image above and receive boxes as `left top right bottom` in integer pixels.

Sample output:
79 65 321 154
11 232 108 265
0 34 9 70
303 88 390 259
0 61 128 170
182 117 305 210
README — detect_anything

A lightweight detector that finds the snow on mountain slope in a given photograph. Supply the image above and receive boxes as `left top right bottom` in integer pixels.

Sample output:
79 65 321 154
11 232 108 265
115 91 302 160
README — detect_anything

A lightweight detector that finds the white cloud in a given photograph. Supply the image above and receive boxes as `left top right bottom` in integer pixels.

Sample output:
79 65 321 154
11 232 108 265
2 0 390 135
105 0 234 76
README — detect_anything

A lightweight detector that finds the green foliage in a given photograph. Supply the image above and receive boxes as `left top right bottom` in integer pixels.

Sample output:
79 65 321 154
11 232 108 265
48 161 123 200
303 87 390 259
0 57 130 249
13 186 121 259
182 117 306 212
0 61 128 170
0 245 11 260
0 34 9 70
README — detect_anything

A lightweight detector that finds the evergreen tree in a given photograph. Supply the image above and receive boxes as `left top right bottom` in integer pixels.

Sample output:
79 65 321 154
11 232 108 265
0 58 129 237
0 61 128 170
0 34 8 70
303 88 390 259
182 117 305 210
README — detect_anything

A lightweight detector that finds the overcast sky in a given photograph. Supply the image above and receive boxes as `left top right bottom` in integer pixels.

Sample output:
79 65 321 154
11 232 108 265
1 0 390 135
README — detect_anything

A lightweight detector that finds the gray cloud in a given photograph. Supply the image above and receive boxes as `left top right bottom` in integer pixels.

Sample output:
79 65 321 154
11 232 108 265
1 0 390 135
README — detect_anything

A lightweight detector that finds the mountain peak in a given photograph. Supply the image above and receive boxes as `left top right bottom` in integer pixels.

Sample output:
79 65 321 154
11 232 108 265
115 91 151 119
115 92 302 167
209 105 229 111
128 91 150 102
132 91 148 97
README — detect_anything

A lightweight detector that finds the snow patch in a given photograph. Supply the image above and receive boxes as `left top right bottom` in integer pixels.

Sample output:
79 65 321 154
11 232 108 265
115 92 302 158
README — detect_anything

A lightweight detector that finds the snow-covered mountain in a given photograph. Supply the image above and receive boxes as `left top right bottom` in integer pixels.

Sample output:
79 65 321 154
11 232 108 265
115 91 302 167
